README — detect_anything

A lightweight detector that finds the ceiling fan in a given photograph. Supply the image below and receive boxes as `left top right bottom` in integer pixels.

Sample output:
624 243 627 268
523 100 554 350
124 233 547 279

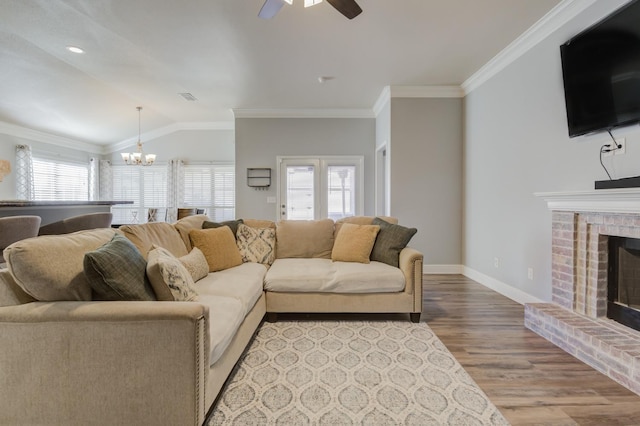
258 0 362 20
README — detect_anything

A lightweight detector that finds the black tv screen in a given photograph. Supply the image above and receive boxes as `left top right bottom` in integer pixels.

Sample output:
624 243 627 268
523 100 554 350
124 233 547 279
561 0 640 138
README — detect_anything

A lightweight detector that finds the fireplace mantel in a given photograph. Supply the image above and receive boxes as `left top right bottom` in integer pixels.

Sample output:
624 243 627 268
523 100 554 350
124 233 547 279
535 188 640 214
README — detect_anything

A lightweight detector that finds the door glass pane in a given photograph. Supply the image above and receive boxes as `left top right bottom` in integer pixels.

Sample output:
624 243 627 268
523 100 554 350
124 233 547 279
286 166 314 220
327 165 356 221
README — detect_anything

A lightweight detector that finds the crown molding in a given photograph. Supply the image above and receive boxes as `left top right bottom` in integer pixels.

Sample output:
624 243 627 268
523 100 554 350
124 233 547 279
389 85 465 98
0 121 102 154
108 121 235 153
462 0 599 94
232 108 375 119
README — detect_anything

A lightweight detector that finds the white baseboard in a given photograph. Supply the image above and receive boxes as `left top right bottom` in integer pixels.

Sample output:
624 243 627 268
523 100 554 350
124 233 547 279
461 267 545 305
423 264 465 274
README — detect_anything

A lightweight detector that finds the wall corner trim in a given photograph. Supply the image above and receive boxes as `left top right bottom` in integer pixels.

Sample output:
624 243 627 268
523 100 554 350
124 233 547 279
461 0 599 95
462 266 546 305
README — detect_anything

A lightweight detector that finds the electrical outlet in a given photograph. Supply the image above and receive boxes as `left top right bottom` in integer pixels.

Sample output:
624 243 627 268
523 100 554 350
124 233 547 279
527 268 534 280
603 137 626 157
494 257 500 268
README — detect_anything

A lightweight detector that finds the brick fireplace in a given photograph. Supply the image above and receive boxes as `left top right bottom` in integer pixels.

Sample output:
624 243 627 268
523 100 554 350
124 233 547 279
526 189 640 395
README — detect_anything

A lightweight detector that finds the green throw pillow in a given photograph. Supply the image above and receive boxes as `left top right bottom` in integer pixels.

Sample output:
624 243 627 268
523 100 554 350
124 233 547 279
202 219 244 236
83 233 156 301
370 217 417 267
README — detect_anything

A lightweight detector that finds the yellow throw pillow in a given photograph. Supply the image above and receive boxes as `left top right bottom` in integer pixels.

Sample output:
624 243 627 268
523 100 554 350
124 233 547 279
331 223 380 264
189 226 243 272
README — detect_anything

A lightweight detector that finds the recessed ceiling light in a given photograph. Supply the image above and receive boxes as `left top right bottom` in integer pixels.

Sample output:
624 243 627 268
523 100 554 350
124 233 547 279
66 46 84 54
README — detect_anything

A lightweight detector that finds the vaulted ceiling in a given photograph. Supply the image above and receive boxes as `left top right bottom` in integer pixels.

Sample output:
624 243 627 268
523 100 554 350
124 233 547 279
1 0 561 146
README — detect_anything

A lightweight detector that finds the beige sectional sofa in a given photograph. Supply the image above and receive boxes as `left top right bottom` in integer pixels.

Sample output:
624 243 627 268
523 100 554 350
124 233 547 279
0 214 422 425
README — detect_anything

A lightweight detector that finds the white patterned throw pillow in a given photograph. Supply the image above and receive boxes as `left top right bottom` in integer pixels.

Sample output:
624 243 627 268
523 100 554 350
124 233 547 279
146 247 199 301
236 223 276 265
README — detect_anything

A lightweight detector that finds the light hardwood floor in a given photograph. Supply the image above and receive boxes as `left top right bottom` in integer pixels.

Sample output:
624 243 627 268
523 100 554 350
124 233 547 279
423 274 640 426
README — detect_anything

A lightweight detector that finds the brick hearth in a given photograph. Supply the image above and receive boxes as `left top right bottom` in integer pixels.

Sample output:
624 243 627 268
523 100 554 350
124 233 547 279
525 206 640 396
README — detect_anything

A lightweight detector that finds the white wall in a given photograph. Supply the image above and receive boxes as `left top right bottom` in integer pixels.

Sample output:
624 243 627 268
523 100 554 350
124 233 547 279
389 98 463 266
464 0 636 301
235 117 375 220
108 129 234 164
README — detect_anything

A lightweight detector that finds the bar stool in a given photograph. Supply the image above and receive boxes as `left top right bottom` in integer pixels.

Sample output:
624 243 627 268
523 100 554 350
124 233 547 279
38 212 113 236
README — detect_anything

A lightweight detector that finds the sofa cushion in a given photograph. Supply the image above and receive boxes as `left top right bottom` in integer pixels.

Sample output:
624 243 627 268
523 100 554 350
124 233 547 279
173 214 210 251
276 219 334 259
119 222 188 260
4 228 116 301
370 218 417 267
264 258 405 293
331 223 380 264
189 227 243 272
202 219 243 236
178 247 209 282
195 262 266 316
147 247 199 301
84 234 156 301
236 223 276 265
196 294 245 365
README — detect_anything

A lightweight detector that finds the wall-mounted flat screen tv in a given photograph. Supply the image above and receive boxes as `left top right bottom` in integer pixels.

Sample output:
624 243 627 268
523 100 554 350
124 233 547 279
561 0 640 138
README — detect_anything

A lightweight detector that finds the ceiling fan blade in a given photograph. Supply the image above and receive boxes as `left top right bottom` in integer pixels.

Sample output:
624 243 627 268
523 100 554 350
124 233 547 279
258 0 286 19
325 0 362 19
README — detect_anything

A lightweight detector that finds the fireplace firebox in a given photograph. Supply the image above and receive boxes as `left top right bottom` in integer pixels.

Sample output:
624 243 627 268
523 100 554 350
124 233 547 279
608 236 640 332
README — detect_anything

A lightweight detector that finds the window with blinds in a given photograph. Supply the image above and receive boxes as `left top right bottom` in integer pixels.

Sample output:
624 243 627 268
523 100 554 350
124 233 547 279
111 165 167 224
32 156 89 201
182 164 235 221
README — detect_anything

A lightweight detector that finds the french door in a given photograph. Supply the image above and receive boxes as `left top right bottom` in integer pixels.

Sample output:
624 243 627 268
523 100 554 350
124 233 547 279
277 156 363 220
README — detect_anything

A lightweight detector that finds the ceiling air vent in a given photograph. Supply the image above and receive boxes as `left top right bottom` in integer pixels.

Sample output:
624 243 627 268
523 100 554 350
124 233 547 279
179 93 197 101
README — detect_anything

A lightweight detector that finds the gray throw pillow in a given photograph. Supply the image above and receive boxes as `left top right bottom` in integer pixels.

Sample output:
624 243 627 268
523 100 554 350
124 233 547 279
83 233 156 301
202 219 244 236
370 217 417 267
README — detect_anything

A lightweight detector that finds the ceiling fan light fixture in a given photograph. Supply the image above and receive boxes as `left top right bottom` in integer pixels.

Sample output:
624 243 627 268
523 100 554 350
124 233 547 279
283 0 293 4
304 0 323 7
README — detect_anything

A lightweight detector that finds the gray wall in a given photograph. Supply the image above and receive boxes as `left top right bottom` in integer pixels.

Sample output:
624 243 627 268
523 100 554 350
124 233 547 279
464 0 638 301
389 98 463 265
235 117 375 220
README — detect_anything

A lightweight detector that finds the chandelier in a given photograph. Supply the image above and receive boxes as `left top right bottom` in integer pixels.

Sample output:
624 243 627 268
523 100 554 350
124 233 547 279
121 106 156 166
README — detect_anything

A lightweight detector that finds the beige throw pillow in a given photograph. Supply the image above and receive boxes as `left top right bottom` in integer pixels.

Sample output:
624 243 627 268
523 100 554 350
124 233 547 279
331 223 380 264
4 228 116 301
189 226 243 272
178 247 209 282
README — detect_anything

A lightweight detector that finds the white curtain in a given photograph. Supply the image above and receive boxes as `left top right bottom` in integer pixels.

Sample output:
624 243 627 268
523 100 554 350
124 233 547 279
99 160 112 201
166 159 183 222
15 144 34 200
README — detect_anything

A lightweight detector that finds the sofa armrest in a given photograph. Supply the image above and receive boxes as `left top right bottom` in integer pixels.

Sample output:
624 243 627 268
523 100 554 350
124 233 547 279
0 301 209 426
399 247 423 313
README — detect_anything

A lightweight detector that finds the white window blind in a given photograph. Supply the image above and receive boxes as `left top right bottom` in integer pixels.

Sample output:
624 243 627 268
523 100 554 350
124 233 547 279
182 164 235 221
32 156 89 201
111 165 167 224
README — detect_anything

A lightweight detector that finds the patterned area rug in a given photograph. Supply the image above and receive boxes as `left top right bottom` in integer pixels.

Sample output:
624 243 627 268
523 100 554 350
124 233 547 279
208 320 509 425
